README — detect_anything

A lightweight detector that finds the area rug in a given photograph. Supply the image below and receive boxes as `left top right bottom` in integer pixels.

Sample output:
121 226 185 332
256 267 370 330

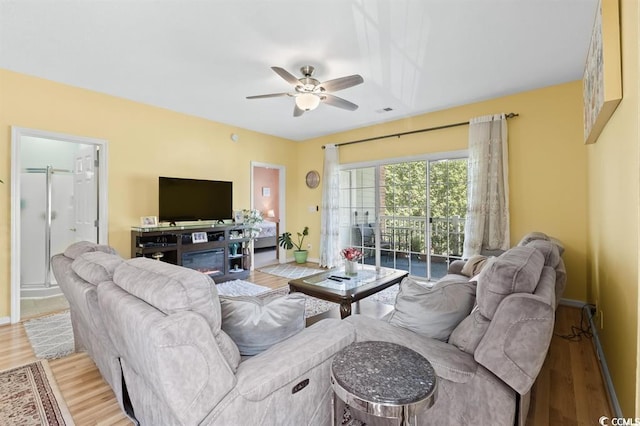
23 311 74 360
258 286 337 318
0 361 75 425
258 284 399 318
258 264 324 279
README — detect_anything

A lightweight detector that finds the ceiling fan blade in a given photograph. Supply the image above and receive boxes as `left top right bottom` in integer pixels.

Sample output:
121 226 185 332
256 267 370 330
272 67 301 87
318 74 364 92
246 92 290 99
321 94 359 111
293 104 305 117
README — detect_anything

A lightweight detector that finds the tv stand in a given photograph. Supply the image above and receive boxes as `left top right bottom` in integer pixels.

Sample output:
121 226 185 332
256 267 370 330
131 222 251 282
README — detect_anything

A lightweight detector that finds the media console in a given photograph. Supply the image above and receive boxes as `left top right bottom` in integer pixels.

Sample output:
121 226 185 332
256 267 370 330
131 222 251 282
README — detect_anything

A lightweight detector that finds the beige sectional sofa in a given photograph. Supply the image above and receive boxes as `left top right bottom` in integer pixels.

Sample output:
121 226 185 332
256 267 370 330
52 232 564 425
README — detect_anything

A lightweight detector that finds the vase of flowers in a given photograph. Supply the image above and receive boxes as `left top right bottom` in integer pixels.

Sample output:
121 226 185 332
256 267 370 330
242 209 264 239
341 247 363 276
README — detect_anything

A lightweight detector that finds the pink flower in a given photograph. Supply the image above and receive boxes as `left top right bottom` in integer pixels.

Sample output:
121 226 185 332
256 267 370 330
341 247 363 261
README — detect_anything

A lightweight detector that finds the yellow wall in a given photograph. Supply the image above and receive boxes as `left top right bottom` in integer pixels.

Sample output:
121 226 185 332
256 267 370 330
0 69 297 317
0 9 636 414
299 81 588 301
587 0 639 415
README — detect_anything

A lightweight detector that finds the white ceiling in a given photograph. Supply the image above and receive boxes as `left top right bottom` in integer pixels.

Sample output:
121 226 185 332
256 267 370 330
0 0 598 141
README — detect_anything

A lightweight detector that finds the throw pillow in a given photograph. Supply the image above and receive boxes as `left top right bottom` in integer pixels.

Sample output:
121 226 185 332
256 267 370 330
461 255 489 277
388 276 476 341
220 293 306 356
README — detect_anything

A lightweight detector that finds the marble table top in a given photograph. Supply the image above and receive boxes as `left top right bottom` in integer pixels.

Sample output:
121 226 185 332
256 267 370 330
331 341 437 405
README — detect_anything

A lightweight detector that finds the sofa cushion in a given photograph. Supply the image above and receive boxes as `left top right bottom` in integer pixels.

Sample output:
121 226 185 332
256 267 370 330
388 275 476 341
476 246 544 319
64 241 118 259
220 293 306 355
448 306 491 355
71 252 123 286
517 231 565 256
113 258 221 332
525 239 561 268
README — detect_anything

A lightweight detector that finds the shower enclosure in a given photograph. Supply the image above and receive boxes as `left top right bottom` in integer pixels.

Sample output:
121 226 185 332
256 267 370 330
18 138 99 299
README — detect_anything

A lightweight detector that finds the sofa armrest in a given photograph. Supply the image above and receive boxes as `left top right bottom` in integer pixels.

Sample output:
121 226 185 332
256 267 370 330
234 319 355 401
475 293 554 395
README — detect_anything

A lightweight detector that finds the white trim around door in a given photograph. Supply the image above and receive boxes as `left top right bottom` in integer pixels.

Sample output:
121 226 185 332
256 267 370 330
250 161 286 265
10 127 109 324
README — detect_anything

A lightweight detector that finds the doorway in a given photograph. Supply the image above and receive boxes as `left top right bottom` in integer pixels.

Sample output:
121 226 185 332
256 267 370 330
11 127 108 323
251 162 285 268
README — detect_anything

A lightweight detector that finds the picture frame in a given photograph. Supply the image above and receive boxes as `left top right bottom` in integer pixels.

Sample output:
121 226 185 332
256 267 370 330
192 231 208 244
140 216 158 227
234 210 244 224
582 0 621 144
262 187 271 197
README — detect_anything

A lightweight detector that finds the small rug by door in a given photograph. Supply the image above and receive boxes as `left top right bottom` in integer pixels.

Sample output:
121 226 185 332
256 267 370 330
0 361 75 425
23 311 74 360
258 264 324 279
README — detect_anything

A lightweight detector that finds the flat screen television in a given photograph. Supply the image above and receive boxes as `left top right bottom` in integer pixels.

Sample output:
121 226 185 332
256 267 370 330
159 177 232 223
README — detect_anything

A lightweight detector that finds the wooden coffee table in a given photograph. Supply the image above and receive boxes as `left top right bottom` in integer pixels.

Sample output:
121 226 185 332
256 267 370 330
288 264 408 320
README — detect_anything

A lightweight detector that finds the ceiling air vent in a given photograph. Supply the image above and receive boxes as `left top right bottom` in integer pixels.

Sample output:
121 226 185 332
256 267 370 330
376 107 394 113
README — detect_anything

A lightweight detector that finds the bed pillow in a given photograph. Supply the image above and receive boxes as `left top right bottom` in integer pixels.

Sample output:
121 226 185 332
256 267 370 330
388 276 476 341
220 293 306 355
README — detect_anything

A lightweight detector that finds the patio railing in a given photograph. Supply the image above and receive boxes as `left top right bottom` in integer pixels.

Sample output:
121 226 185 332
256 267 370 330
376 215 465 258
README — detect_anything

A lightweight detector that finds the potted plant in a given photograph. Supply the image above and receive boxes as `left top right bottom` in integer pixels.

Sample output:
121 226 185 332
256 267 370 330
278 226 309 263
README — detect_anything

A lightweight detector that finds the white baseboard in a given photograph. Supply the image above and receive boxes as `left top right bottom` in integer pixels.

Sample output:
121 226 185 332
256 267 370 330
585 306 623 417
561 298 623 417
0 316 11 326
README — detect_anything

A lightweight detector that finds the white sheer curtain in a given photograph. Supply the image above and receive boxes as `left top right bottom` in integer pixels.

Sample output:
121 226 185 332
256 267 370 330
319 144 341 267
463 113 510 258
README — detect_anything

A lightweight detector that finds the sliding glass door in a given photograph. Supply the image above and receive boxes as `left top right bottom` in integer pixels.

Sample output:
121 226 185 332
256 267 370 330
339 156 467 280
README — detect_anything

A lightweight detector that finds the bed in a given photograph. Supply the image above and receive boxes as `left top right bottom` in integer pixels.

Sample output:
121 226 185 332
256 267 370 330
254 221 278 249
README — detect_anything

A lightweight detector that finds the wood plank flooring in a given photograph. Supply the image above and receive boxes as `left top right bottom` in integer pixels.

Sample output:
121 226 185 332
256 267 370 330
1 266 612 425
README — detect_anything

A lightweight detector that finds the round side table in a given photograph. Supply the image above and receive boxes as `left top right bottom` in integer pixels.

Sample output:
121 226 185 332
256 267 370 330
330 341 437 426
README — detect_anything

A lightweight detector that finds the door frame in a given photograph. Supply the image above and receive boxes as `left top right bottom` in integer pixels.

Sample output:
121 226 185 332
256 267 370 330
250 161 286 265
10 127 109 324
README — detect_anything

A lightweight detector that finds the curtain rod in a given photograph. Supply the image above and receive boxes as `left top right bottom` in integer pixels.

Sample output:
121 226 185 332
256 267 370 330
322 112 519 149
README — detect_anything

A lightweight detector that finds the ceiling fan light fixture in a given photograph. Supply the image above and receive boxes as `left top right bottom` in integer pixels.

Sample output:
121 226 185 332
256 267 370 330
295 93 320 111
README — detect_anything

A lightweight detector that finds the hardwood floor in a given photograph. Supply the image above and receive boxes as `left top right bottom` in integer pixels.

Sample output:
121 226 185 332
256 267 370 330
0 267 611 425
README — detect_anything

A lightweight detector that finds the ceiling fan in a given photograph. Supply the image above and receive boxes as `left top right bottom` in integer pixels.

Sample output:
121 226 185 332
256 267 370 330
246 65 364 117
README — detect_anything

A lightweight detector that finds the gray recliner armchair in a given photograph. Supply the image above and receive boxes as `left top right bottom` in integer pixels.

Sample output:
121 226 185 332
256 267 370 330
97 257 356 425
51 242 128 412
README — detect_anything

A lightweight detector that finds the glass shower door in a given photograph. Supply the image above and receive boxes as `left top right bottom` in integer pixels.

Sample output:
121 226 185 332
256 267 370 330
20 167 76 287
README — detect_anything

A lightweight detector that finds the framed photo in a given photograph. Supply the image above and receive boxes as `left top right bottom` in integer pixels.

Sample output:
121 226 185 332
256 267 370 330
582 0 621 144
140 216 158 227
192 232 208 244
262 187 271 197
234 210 244 224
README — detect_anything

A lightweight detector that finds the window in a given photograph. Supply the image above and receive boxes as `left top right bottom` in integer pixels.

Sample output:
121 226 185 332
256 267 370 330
339 155 467 280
